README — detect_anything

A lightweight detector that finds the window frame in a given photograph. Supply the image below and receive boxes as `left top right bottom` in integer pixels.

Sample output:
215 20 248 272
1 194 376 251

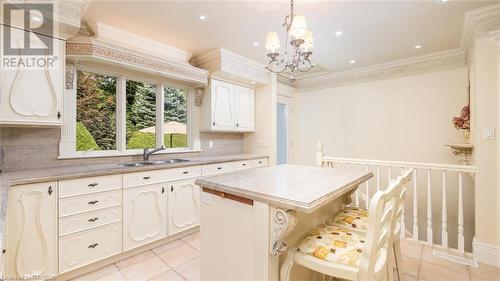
59 64 200 159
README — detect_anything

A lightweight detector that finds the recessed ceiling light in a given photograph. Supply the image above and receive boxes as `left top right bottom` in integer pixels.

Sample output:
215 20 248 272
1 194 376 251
252 41 260 47
335 30 343 37
436 0 450 4
349 59 356 64
414 44 423 49
251 81 256 84
197 14 209 22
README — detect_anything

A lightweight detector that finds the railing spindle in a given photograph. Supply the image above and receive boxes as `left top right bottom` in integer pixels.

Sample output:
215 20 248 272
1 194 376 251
441 170 448 248
412 168 418 240
401 167 406 239
427 169 433 244
365 165 370 208
355 164 360 207
376 165 381 191
458 172 465 253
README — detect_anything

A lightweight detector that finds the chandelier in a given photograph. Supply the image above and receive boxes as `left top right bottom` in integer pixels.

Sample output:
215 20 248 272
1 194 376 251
265 0 314 80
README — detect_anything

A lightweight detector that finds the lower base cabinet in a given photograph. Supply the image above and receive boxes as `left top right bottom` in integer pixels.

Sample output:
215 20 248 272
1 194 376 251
168 178 200 235
5 182 57 279
123 184 167 251
59 223 122 274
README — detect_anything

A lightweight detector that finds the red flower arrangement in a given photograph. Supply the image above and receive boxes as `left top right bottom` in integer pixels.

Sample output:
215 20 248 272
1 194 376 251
453 105 470 131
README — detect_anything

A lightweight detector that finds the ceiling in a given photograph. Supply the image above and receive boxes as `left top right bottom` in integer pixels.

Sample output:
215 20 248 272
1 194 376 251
83 0 497 73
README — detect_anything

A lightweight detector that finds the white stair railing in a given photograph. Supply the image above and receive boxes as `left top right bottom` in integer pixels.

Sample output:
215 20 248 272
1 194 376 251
316 142 477 266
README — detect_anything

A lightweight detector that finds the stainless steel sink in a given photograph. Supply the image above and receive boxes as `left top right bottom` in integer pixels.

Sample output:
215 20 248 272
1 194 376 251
153 159 190 164
118 159 190 167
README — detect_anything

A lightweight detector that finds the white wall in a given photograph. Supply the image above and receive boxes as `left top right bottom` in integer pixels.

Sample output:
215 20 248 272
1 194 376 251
243 74 278 164
470 35 500 266
293 67 468 165
292 67 476 250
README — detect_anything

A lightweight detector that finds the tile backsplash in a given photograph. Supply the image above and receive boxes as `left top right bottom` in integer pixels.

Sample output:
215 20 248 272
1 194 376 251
0 127 243 171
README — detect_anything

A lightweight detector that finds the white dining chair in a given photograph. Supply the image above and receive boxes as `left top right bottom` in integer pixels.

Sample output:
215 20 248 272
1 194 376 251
280 176 406 281
329 170 412 281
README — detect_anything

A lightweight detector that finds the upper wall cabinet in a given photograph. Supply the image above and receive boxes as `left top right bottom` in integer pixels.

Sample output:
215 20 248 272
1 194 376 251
201 79 255 132
0 27 65 126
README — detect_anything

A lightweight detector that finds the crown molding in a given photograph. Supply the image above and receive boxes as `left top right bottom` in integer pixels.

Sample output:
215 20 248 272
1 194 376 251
462 4 500 55
195 48 269 86
66 37 208 87
293 49 466 91
86 21 192 64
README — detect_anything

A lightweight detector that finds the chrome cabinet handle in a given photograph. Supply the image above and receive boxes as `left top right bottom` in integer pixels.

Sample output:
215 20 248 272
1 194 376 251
162 187 165 194
217 167 222 170
88 243 99 248
183 171 189 174
48 186 53 196
242 163 246 166
171 186 174 192
88 200 99 205
88 217 99 222
143 176 151 180
88 183 98 187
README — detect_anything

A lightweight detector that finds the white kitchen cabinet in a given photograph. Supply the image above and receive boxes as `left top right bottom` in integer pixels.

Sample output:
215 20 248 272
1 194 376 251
5 182 57 279
201 79 255 132
0 26 64 126
235 86 255 131
59 223 122 274
123 184 167 251
168 178 200 235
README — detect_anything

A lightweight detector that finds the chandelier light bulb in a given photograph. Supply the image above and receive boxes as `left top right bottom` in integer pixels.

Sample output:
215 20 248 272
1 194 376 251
265 32 281 52
289 14 308 38
302 31 314 52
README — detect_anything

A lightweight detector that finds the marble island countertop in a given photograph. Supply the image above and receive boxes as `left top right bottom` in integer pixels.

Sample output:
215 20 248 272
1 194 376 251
195 164 373 213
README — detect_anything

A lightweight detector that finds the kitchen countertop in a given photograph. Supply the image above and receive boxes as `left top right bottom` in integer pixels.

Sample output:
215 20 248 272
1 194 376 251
0 153 267 251
195 164 373 214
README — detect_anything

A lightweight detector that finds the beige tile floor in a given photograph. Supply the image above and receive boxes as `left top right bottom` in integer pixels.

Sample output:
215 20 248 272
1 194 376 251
72 233 500 281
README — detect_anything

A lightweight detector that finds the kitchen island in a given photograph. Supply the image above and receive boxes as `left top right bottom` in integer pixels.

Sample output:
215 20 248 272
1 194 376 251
195 164 373 281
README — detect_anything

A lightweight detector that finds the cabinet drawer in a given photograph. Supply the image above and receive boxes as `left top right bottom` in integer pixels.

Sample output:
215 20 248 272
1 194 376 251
59 223 122 273
59 175 122 198
233 160 253 171
123 166 201 188
253 158 268 168
59 190 122 217
202 162 235 176
59 206 122 236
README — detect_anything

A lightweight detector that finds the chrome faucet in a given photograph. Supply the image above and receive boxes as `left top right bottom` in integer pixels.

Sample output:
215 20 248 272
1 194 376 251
143 146 166 161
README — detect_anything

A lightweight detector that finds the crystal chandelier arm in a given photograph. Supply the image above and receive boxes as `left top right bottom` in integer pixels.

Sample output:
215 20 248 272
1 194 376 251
266 59 288 74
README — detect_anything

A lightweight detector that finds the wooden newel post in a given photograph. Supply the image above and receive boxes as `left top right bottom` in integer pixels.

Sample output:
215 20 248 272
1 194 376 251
316 141 324 167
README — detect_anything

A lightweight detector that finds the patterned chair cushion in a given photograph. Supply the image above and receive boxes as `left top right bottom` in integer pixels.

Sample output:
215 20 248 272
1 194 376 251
331 207 369 231
297 225 366 267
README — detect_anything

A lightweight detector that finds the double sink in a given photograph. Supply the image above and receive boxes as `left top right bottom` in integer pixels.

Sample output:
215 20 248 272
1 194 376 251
118 159 191 167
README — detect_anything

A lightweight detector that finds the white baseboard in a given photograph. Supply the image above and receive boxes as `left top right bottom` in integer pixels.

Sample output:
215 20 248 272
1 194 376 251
473 238 500 267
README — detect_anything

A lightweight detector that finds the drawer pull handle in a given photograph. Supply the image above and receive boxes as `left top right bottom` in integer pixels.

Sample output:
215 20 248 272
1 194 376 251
48 186 53 196
217 167 222 170
162 187 165 194
88 200 99 205
258 161 262 164
171 186 174 192
88 243 99 249
183 171 189 174
88 183 99 187
88 217 99 222
143 176 151 180
242 163 246 166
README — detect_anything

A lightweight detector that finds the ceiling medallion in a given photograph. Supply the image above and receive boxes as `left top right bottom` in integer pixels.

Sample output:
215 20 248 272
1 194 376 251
265 0 314 81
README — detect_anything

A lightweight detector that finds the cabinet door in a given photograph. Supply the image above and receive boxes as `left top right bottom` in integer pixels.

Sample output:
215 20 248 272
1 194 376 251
123 184 167 251
211 80 235 130
0 26 63 126
168 179 200 235
5 182 57 279
235 86 255 132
